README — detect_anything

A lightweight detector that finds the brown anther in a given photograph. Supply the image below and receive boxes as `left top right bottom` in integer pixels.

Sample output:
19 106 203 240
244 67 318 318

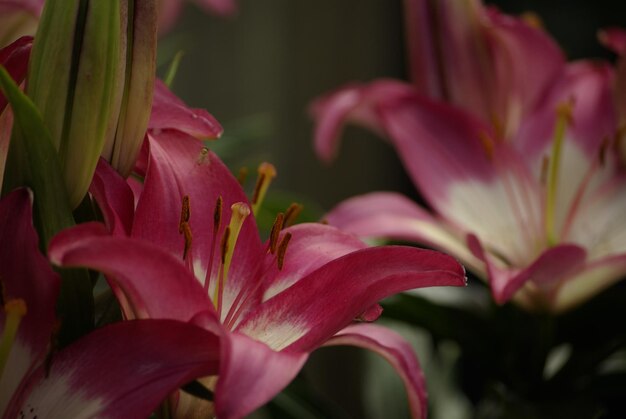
268 213 285 254
489 113 505 140
214 196 223 229
277 233 292 270
319 218 329 225
196 147 210 165
599 136 610 166
283 203 303 228
181 222 193 260
179 195 191 234
220 227 231 265
478 132 495 160
251 173 266 205
540 155 549 185
521 11 544 30
556 101 574 125
237 167 249 186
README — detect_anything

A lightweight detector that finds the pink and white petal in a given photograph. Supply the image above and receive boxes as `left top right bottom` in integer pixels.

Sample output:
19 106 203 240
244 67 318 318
236 246 465 353
8 319 221 419
310 80 415 162
567 174 626 259
468 234 587 304
516 61 616 164
214 332 308 419
0 189 59 413
0 36 32 113
485 7 565 136
325 191 483 273
89 159 135 236
49 222 216 323
261 223 367 301
378 95 495 205
149 79 222 140
324 323 427 419
134 134 263 316
552 253 626 312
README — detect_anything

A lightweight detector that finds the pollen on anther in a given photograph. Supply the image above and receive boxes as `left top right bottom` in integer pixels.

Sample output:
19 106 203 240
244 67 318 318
181 222 193 260
277 233 292 270
179 195 191 234
283 203 303 228
220 227 231 265
214 196 223 229
268 213 285 254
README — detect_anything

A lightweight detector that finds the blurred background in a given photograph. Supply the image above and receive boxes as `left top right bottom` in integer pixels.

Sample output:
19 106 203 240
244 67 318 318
159 1 626 417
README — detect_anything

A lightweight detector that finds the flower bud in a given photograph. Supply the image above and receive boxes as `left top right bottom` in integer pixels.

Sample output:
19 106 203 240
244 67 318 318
101 0 157 178
27 0 122 208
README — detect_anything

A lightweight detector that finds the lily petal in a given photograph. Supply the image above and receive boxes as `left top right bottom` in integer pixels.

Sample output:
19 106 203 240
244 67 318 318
0 36 32 113
48 222 216 323
0 189 59 413
261 223 367 301
325 191 483 273
9 319 220 419
214 333 308 419
89 159 135 236
310 80 415 162
236 246 465 353
149 79 223 140
324 323 427 419
468 233 587 304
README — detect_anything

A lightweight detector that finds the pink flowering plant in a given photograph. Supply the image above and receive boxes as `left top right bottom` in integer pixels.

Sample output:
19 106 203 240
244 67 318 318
311 0 626 416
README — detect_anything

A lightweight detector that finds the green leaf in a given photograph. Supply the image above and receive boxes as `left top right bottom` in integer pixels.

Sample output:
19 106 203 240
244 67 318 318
0 65 93 346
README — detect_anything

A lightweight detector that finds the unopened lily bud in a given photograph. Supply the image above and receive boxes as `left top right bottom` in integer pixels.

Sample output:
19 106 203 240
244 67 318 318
27 0 121 208
101 0 157 178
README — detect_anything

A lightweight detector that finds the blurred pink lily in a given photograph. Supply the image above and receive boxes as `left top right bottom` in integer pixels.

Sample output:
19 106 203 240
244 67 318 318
49 132 466 418
312 30 626 313
0 188 222 417
159 0 238 33
403 0 564 137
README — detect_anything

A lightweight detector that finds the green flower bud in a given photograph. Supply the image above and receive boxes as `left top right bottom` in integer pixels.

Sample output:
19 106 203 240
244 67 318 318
27 0 122 208
101 0 157 178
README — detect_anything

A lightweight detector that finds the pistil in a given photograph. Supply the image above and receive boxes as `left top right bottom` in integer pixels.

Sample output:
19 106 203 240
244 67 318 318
0 298 27 378
544 102 573 246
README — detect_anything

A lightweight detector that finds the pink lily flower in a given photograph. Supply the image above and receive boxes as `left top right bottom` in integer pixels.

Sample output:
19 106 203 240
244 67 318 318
403 0 564 137
311 31 626 313
49 131 466 418
0 188 223 417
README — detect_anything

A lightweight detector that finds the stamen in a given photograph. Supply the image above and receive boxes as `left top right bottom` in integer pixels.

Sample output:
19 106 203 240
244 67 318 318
598 136 609 166
181 222 193 262
214 227 231 314
251 163 277 216
179 195 190 234
213 203 251 308
521 11 544 29
268 212 285 254
0 299 27 378
283 203 303 228
277 232 292 270
204 196 223 292
544 101 573 246
237 167 249 186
